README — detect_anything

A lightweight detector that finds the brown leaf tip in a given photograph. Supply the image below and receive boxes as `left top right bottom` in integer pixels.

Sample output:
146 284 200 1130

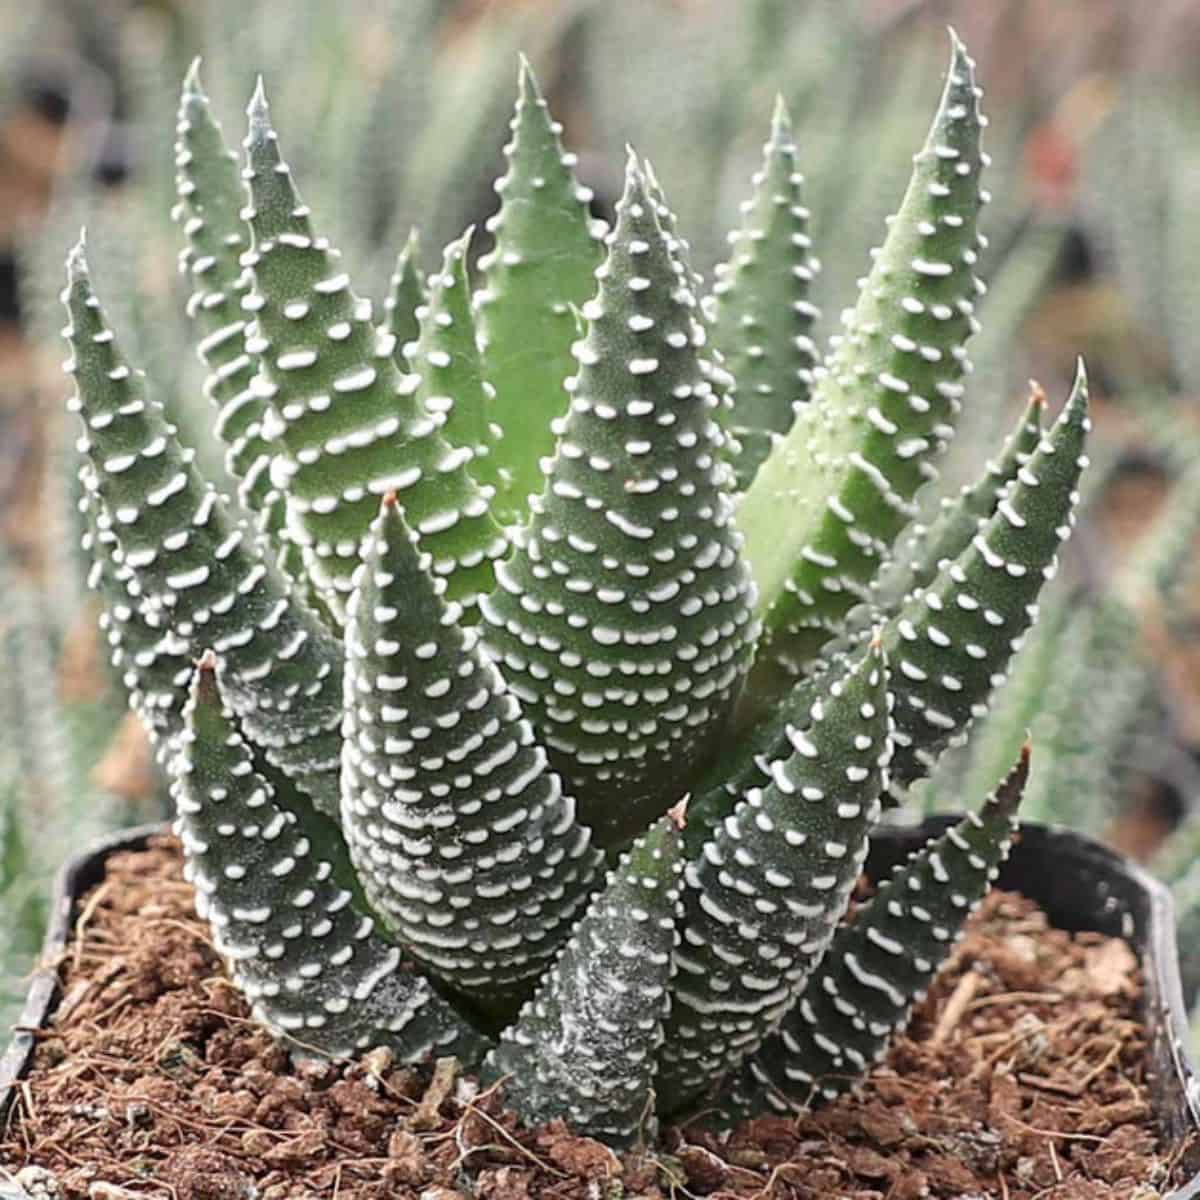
666 796 689 831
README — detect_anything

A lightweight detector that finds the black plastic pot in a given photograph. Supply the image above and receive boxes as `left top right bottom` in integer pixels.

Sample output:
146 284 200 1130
2 820 1198 1193
0 824 163 1133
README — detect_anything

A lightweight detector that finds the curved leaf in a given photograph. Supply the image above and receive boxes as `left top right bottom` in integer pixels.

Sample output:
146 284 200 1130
64 239 344 816
241 82 504 616
485 808 684 1146
656 640 891 1114
739 34 988 688
711 95 820 491
723 744 1027 1120
175 655 489 1066
481 154 759 847
476 58 606 525
341 497 601 1003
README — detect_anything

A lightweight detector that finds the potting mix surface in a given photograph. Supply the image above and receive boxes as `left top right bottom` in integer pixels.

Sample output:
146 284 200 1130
0 835 1192 1199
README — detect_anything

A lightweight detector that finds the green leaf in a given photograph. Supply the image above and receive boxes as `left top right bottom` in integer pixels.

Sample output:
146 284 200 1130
682 668 828 857
81 469 192 756
645 157 741 469
484 808 685 1147
174 62 266 514
382 227 425 367
960 589 1144 834
480 154 759 848
656 640 891 1114
340 496 602 1005
723 744 1027 1121
805 380 1047 674
882 363 1089 796
176 67 311 617
688 369 1086 842
871 381 1046 617
711 95 820 492
928 582 1066 816
475 57 606 526
738 33 987 686
948 447 1200 829
409 228 503 508
240 81 504 617
175 655 490 1067
63 237 344 817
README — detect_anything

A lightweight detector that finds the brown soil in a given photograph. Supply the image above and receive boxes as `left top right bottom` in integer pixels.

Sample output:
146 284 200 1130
0 836 1192 1200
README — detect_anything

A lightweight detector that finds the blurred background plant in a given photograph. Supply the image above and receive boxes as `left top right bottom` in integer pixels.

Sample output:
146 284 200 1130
1 0 1199 1043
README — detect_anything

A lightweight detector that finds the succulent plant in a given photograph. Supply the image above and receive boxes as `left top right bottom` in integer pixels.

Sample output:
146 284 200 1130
919 439 1200 838
62 37 1091 1147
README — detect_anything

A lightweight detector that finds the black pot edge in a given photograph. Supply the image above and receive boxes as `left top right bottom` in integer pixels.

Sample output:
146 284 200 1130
0 823 163 1135
866 818 1200 1197
1 820 1197 1196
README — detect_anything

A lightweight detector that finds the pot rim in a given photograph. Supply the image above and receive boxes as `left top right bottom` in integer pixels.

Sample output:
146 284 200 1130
0 819 1196 1195
0 822 164 1133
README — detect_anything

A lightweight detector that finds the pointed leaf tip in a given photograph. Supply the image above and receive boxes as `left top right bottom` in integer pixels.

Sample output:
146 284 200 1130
247 76 270 129
1059 361 1090 433
66 232 88 283
991 742 1032 820
667 796 689 830
449 225 475 259
620 148 647 204
769 93 792 139
183 56 205 97
196 648 218 673
1028 379 1047 409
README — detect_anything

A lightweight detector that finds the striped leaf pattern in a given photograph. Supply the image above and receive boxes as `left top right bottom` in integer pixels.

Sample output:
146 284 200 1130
60 43 1097 1140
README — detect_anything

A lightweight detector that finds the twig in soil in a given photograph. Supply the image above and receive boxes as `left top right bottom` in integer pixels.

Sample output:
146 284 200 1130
998 1110 1111 1144
192 1006 272 1030
1048 1136 1063 1182
965 990 1063 1011
929 969 982 1046
50 977 93 1025
84 990 133 1031
1075 1038 1123 1089
973 1012 1077 1072
641 1147 695 1200
412 1055 459 1131
748 1160 807 1200
1165 1131 1200 1181
451 1088 570 1179
16 1081 34 1124
1018 1072 1086 1098
71 879 114 973
138 916 219 952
